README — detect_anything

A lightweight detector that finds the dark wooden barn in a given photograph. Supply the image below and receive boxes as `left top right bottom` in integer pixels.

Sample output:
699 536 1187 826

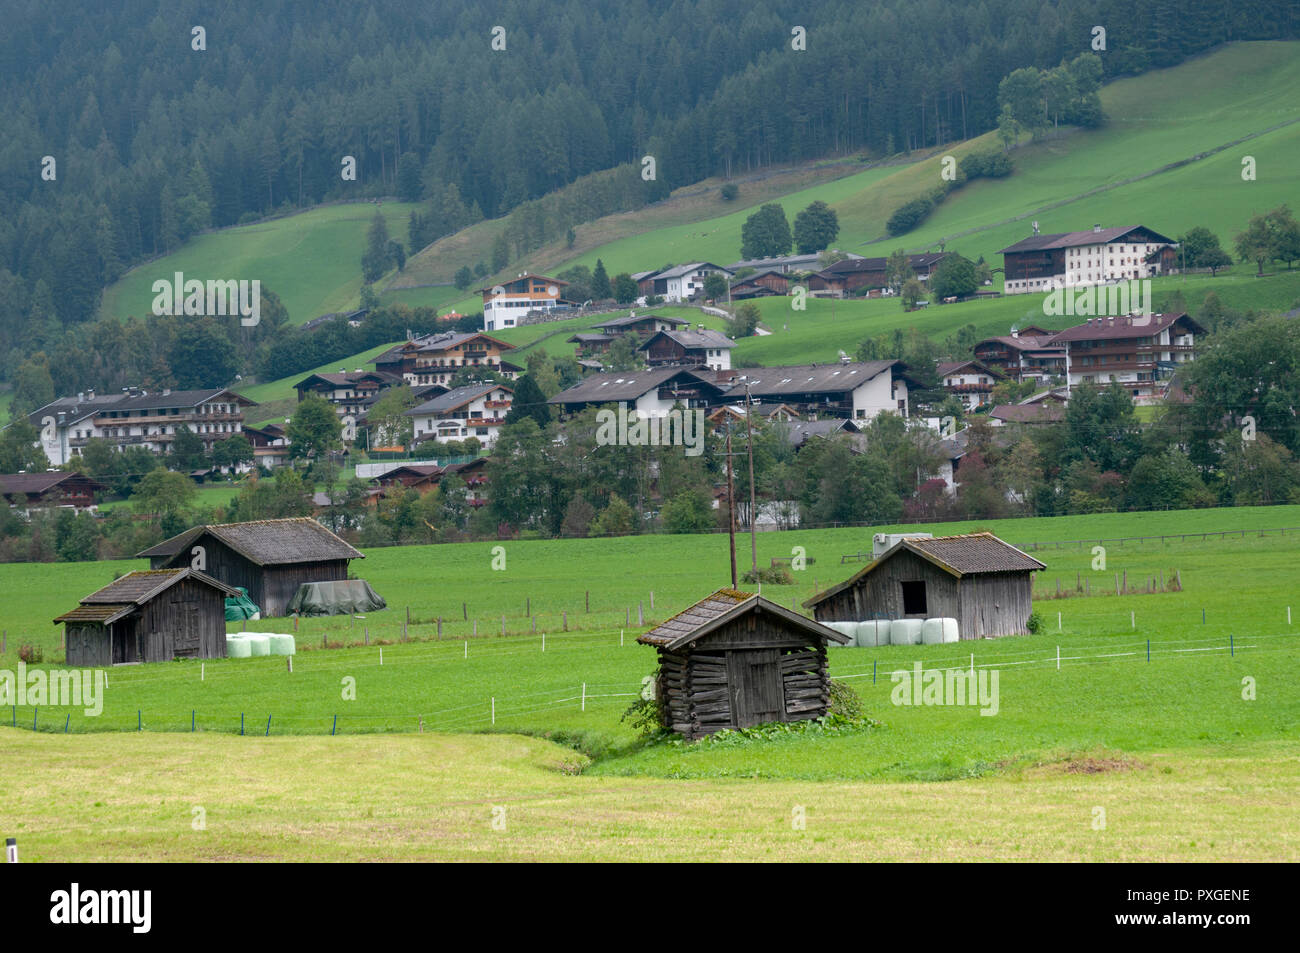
638 589 850 740
137 517 364 617
55 569 236 666
804 533 1045 638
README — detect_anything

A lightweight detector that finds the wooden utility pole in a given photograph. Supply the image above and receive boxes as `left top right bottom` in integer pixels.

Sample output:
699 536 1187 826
745 382 757 577
726 425 738 589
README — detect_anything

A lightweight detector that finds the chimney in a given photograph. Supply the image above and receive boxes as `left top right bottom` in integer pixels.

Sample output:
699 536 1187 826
87 389 94 401
77 391 84 403
163 388 171 396
1032 221 1039 235
1093 224 1102 233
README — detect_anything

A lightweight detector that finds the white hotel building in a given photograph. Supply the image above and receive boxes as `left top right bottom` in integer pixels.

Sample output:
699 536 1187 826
1000 225 1178 295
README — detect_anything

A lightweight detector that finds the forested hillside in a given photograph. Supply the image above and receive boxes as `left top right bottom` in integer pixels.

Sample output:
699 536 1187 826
2 0 1296 381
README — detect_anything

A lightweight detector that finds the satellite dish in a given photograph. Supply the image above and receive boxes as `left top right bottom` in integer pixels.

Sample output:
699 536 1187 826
547 285 559 296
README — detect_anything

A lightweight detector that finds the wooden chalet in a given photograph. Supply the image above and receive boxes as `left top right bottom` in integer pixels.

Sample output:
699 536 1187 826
804 533 1045 638
729 269 790 299
639 327 734 371
55 569 237 666
137 517 364 617
808 253 949 296
590 313 689 339
374 464 443 494
0 471 106 511
638 589 851 740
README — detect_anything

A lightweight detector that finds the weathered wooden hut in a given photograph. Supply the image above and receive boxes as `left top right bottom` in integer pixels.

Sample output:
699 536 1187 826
638 589 851 740
137 517 364 617
804 532 1045 638
55 569 237 666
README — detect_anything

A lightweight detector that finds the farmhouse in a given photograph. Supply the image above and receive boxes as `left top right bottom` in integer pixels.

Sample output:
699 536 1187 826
55 568 237 666
645 263 733 302
717 360 912 420
293 371 401 420
590 313 689 339
638 588 851 740
137 517 364 618
639 327 735 371
242 423 290 469
31 387 257 466
1052 312 1201 402
728 269 791 299
726 252 849 274
0 471 106 512
804 533 1045 638
807 253 949 297
405 382 513 449
480 273 569 331
999 224 1177 295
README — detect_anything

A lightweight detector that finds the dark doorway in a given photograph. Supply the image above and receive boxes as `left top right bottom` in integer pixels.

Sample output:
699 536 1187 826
901 580 928 615
727 648 784 728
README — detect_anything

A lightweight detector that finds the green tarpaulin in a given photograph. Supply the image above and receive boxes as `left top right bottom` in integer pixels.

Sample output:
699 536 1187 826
287 579 388 617
224 587 261 622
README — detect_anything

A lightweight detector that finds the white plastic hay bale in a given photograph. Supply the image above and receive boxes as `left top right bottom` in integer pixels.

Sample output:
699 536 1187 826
225 635 251 659
921 618 945 645
245 634 271 657
939 617 960 643
824 621 858 646
268 634 296 656
856 620 891 647
891 619 923 645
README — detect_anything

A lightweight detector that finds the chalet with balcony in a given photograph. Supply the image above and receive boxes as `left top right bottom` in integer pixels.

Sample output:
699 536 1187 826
548 366 726 417
972 326 1066 383
374 331 518 388
1050 312 1202 402
646 263 733 302
937 359 1005 411
293 371 401 421
443 458 490 507
405 383 513 449
728 269 791 299
242 423 290 469
0 471 107 512
639 327 735 371
480 274 569 331
591 313 690 339
31 387 257 465
999 224 1177 295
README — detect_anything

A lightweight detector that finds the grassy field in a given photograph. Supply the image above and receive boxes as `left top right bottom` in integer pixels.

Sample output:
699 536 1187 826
100 202 419 327
2 504 1297 860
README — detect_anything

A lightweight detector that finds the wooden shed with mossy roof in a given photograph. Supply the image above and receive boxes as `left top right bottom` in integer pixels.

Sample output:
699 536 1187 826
638 589 851 740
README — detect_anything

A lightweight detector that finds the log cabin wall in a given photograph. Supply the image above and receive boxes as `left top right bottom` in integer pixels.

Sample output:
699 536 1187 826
65 623 111 667
959 572 1035 637
262 560 351 617
813 549 961 623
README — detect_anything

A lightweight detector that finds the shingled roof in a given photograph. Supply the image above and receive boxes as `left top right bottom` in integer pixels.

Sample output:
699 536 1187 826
136 518 363 565
54 568 237 624
804 533 1045 609
638 588 850 651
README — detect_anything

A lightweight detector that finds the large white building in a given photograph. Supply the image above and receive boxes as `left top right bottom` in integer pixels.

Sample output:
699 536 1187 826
999 225 1177 296
480 274 568 331
30 388 255 466
1051 312 1202 403
645 263 733 302
405 383 513 449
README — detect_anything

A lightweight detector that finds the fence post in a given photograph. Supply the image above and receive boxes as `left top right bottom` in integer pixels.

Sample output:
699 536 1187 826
581 683 586 712
265 715 272 736
491 697 495 726
563 612 567 632
1230 634 1234 657
620 629 624 647
585 590 589 613
1057 611 1061 631
1147 640 1150 662
1056 646 1060 671
240 713 244 736
437 617 442 639
872 660 876 684
5 838 16 863
1131 611 1135 629
650 591 654 610
501 615 506 637
332 714 337 736
638 602 643 626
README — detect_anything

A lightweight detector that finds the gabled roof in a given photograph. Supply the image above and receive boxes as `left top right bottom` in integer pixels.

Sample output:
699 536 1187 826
55 568 238 624
136 517 363 565
816 253 948 277
294 371 399 390
0 471 107 495
639 329 735 352
1045 312 1203 343
592 314 689 331
548 367 722 406
937 360 1004 379
651 262 733 279
729 269 790 286
804 533 1045 608
476 273 569 294
405 383 511 416
998 225 1175 255
990 403 1065 424
108 388 257 412
777 418 861 445
718 361 902 398
638 589 850 650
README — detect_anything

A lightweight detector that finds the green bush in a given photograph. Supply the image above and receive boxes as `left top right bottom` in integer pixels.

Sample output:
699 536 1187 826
741 565 794 585
1026 611 1043 634
828 678 863 721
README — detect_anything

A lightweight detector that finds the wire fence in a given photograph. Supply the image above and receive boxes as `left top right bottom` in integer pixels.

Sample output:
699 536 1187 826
6 629 1294 737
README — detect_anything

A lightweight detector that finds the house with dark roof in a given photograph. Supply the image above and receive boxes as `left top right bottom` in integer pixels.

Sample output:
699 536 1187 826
972 326 1067 383
548 367 726 417
639 327 735 371
806 253 949 297
404 382 513 449
293 371 402 421
989 402 1066 426
937 359 1005 411
0 471 106 512
137 517 364 617
728 269 791 299
716 360 912 420
590 313 689 339
638 588 850 739
30 387 257 465
804 532 1045 638
645 263 733 302
55 568 238 666
1050 312 1202 402
479 273 570 331
999 224 1176 295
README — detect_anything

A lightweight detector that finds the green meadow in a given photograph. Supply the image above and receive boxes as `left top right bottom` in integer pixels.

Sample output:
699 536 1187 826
100 202 420 327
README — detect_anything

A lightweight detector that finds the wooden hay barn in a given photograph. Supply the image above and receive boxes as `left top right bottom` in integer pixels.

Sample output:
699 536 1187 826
137 517 364 618
804 532 1045 638
55 569 237 666
638 589 851 740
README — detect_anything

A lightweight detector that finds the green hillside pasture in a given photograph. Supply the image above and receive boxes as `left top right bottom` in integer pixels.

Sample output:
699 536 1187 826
100 202 419 327
1 731 1293 861
852 42 1300 264
378 284 463 313
96 483 241 514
